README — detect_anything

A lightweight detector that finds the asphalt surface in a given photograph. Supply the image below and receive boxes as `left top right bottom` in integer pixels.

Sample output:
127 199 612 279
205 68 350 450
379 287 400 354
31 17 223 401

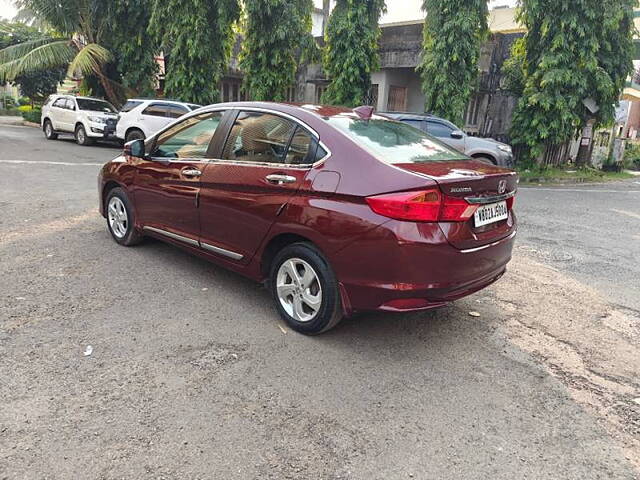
1 125 638 479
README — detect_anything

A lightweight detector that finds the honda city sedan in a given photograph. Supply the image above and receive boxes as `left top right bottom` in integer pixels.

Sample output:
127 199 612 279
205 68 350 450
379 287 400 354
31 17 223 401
98 102 517 334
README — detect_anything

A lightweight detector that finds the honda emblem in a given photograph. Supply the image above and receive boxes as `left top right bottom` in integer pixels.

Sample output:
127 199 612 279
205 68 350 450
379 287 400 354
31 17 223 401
498 180 507 194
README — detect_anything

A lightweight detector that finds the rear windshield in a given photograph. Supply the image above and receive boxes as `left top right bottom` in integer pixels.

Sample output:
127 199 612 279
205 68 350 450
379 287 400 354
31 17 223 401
326 115 467 163
77 98 116 113
120 100 143 113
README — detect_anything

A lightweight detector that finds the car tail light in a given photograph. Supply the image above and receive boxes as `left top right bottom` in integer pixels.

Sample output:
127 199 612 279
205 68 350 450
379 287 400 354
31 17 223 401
507 195 515 210
366 189 479 222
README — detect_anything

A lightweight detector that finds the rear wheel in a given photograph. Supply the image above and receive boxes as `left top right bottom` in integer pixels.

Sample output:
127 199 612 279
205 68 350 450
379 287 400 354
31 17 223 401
269 243 343 335
105 187 143 246
125 128 145 143
75 124 94 146
43 120 57 140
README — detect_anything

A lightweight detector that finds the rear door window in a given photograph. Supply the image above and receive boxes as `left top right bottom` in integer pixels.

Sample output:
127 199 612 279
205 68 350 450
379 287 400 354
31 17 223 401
403 119 426 132
166 104 189 119
120 100 143 113
52 98 66 108
222 111 296 164
64 99 76 110
142 103 170 117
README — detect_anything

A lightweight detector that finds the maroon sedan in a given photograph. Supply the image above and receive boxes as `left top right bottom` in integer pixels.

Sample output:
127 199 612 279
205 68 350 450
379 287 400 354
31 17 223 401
99 102 517 334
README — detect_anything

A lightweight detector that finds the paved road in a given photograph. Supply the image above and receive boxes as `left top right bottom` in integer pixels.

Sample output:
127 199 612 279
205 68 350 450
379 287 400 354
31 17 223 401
517 182 640 313
1 125 638 479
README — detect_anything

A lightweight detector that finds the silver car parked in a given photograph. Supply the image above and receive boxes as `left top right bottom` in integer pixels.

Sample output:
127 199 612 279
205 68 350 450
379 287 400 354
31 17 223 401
384 113 514 167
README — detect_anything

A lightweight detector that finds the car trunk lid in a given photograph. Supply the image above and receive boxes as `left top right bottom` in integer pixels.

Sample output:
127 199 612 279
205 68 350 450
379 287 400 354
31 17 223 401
395 160 518 250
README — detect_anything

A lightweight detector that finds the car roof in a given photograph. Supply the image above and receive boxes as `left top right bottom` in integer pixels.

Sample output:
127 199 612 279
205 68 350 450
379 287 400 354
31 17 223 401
383 112 458 128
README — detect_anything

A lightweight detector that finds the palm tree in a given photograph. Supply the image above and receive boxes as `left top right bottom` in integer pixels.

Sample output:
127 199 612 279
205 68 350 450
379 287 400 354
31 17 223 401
0 0 117 104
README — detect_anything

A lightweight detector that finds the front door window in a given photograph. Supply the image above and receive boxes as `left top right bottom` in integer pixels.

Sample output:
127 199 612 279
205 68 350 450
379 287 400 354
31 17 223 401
151 112 224 159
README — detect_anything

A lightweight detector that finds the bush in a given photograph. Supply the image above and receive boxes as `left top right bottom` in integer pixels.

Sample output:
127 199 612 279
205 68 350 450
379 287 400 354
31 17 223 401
18 96 30 106
22 108 41 124
0 95 16 108
623 142 640 170
17 105 33 112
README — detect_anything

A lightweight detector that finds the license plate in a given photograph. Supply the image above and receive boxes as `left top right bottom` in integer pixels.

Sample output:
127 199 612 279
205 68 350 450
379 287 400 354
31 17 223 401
474 201 508 227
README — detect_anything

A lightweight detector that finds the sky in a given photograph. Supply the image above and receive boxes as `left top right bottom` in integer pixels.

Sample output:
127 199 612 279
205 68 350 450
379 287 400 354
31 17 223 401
1 0 519 22
0 0 17 20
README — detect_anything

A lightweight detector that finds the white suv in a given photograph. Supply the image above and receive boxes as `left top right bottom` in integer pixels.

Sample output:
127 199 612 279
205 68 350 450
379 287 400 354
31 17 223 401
41 95 119 146
116 99 201 143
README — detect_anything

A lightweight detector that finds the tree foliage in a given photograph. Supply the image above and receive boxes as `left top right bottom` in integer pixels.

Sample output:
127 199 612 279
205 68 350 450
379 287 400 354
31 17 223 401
103 0 159 97
149 0 240 105
418 0 488 126
240 0 315 101
322 0 386 107
510 0 636 161
0 20 64 102
0 1 160 106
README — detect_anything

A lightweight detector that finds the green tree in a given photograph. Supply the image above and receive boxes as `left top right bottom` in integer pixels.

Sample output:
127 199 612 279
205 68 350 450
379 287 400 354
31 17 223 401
0 0 117 103
510 0 636 163
322 0 386 107
240 0 315 101
149 0 240 104
0 20 64 104
103 0 159 97
418 0 488 126
14 68 66 103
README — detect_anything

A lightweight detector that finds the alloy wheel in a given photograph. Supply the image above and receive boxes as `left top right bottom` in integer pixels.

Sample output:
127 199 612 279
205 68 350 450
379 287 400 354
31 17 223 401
77 127 85 144
276 258 322 322
45 123 52 137
108 196 128 239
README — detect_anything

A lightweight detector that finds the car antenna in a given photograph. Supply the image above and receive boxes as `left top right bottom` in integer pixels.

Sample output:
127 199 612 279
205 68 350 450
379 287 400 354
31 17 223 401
353 105 374 121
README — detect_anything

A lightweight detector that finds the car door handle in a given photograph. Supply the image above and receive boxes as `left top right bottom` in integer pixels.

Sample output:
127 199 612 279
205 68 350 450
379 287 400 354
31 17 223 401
266 174 297 185
182 168 202 177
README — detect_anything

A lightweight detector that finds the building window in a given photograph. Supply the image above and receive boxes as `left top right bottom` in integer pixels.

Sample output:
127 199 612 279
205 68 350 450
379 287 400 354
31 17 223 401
315 84 328 104
221 79 246 102
367 84 379 110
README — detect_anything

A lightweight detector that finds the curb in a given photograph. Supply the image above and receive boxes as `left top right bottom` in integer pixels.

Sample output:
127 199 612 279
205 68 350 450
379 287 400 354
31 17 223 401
23 121 40 128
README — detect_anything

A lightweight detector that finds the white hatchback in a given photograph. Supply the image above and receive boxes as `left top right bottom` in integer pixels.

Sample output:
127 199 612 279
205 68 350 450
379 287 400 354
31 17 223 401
115 99 201 143
41 95 119 146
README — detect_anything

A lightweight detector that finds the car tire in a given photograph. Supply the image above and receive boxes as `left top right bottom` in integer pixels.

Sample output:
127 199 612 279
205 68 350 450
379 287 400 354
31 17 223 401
269 243 343 335
75 124 94 146
105 187 143 246
43 120 58 140
125 129 145 143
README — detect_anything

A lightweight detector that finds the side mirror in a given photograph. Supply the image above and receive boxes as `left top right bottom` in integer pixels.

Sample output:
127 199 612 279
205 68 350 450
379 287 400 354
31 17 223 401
124 138 145 158
451 130 464 139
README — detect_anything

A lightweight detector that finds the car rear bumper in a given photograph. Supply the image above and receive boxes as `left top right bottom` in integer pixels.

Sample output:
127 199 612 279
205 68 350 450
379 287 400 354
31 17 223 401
332 220 516 315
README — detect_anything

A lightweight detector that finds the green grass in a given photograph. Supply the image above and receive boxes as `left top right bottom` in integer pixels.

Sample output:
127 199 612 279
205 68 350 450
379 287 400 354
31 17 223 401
517 166 635 183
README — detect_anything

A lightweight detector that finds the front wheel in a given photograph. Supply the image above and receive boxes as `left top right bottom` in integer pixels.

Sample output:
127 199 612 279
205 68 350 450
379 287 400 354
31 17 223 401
269 243 343 335
105 187 143 246
75 124 94 146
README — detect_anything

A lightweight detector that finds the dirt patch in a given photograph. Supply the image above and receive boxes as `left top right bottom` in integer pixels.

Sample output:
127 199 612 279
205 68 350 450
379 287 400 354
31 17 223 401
491 254 640 469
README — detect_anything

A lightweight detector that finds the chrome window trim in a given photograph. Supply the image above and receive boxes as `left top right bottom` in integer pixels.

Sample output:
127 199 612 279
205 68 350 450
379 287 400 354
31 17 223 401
143 226 199 247
146 106 332 170
465 191 516 205
142 226 244 260
460 230 517 254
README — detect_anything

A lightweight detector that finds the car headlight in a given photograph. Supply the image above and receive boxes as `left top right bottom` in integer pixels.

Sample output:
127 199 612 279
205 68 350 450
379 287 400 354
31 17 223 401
88 116 107 124
497 145 512 154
